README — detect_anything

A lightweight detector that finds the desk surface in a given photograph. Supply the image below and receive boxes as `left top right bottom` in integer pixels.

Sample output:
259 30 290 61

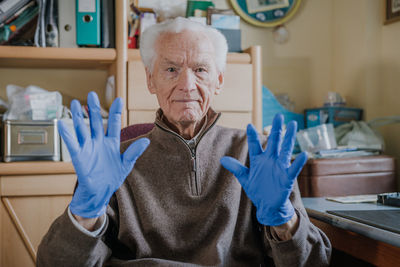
302 197 400 248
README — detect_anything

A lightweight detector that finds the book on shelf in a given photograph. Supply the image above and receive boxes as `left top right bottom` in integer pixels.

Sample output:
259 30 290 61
0 0 31 25
1 0 116 48
0 1 38 45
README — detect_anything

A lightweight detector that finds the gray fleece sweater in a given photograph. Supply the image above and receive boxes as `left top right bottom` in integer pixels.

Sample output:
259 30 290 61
37 109 331 266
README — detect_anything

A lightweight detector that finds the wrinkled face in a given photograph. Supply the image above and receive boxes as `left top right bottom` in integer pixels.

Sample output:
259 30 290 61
146 30 224 126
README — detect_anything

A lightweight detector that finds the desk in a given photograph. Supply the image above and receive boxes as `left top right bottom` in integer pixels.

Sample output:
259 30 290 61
303 197 400 266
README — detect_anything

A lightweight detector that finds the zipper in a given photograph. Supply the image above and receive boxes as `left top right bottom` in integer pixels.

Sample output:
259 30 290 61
155 113 221 196
189 143 198 195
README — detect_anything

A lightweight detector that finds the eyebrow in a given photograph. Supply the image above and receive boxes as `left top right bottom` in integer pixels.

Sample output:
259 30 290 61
160 58 212 69
193 62 211 68
160 58 181 67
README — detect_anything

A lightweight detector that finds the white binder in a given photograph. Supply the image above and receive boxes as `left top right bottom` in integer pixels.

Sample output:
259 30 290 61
58 0 77 48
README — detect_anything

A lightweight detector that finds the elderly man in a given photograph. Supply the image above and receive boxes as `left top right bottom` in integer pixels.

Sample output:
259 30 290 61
37 18 331 266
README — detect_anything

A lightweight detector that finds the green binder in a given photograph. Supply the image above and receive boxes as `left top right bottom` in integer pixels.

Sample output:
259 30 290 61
186 0 215 17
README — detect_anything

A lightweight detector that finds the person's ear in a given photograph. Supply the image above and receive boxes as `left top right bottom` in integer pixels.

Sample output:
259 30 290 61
215 72 224 95
145 68 156 94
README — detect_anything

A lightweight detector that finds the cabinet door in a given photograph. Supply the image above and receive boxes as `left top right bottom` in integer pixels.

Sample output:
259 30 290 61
0 174 75 266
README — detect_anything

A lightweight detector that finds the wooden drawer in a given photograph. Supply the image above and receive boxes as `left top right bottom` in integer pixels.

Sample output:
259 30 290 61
214 63 252 111
127 60 158 110
0 174 76 197
298 156 397 197
128 110 157 125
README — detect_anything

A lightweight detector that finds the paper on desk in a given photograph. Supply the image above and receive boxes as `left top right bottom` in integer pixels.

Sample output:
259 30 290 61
326 194 377 204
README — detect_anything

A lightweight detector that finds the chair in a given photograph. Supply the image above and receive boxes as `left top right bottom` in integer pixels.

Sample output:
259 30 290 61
120 123 154 142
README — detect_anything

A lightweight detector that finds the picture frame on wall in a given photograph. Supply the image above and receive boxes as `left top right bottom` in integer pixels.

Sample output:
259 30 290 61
384 0 400 24
230 0 301 27
245 0 290 14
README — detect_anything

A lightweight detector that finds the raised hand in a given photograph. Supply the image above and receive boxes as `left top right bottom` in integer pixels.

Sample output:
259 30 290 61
58 92 150 218
220 114 307 226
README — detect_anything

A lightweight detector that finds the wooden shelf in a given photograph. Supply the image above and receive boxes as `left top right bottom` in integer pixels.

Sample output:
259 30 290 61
0 161 75 175
127 49 251 64
0 46 116 69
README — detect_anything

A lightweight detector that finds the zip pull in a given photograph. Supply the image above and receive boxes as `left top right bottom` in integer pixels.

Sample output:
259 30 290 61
191 156 196 172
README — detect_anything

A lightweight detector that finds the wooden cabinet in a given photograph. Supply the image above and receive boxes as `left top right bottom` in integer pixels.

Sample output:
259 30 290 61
0 162 75 266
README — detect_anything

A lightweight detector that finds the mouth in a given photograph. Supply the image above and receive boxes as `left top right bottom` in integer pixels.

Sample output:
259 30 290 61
173 99 198 103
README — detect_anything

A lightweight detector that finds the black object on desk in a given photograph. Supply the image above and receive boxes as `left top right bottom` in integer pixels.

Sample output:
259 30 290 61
377 192 400 207
327 210 400 234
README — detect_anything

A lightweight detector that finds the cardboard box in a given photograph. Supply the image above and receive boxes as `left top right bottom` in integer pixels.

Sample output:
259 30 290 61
216 28 241 52
305 107 363 128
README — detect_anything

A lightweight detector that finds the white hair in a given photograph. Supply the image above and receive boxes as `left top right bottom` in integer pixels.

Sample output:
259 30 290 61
139 17 228 73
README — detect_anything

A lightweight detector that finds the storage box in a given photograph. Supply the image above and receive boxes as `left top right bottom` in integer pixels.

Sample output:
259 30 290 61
216 28 241 52
2 120 60 162
298 155 396 197
305 107 363 128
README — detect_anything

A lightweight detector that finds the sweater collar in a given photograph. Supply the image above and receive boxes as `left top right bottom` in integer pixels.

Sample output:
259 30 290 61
154 108 221 141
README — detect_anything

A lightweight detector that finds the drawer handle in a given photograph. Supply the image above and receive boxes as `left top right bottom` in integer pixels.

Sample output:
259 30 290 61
18 130 48 144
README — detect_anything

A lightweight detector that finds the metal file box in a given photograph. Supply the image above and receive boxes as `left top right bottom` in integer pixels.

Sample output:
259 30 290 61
3 120 60 162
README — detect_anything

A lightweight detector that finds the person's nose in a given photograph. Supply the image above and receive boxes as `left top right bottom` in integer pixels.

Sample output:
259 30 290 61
176 69 196 92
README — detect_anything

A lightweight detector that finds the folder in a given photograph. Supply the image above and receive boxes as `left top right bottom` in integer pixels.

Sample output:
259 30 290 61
0 2 38 45
58 0 77 47
0 0 31 24
44 0 58 47
101 0 114 48
34 0 46 47
186 0 214 17
76 0 100 46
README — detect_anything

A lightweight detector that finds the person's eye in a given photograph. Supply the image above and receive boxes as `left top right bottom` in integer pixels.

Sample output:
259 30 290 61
166 67 176 73
196 67 206 73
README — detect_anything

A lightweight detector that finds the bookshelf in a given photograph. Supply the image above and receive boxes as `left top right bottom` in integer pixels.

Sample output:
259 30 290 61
0 46 116 69
0 0 128 122
0 3 128 265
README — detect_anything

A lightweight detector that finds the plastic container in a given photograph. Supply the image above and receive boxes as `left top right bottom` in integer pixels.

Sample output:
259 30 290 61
296 123 337 153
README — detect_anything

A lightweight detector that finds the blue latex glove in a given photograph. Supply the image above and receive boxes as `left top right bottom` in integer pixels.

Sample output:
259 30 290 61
220 114 307 226
58 92 150 218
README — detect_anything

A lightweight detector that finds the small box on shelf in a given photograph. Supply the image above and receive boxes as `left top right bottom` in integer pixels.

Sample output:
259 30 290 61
305 106 363 128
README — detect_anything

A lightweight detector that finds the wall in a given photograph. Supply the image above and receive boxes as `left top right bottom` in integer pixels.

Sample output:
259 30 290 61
377 6 400 189
331 0 400 189
216 0 400 187
214 0 332 113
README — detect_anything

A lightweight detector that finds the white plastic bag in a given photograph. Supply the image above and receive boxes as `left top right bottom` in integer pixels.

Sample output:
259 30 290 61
4 84 63 120
334 116 400 151
335 121 384 151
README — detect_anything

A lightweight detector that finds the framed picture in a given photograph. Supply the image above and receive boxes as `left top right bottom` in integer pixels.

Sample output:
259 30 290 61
246 0 290 14
384 0 400 24
229 0 301 27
